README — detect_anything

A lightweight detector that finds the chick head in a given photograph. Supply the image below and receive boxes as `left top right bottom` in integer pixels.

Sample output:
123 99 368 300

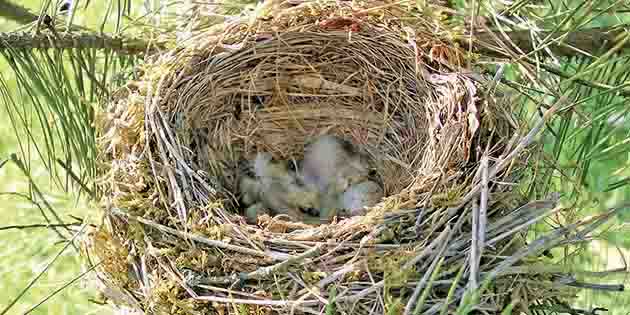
340 180 384 216
239 175 261 206
252 152 291 180
247 152 322 221
302 135 370 191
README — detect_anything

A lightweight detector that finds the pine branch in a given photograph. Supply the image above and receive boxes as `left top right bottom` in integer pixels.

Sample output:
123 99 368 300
2 27 624 61
471 27 630 58
0 31 162 55
0 0 38 25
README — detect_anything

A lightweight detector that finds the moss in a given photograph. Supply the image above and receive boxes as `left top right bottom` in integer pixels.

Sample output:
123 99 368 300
175 248 220 271
91 229 131 288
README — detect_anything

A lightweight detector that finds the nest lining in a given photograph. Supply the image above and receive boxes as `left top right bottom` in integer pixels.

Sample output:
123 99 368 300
85 1 591 315
172 29 484 204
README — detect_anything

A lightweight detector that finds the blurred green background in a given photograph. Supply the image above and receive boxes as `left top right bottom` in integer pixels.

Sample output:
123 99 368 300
0 1 628 314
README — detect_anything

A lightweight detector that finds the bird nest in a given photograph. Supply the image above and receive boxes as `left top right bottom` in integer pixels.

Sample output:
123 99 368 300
85 1 594 314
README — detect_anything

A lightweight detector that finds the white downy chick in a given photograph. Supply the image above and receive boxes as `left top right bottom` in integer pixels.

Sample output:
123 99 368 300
239 176 261 206
300 135 372 222
252 152 320 221
340 180 384 216
302 135 370 194
239 171 266 224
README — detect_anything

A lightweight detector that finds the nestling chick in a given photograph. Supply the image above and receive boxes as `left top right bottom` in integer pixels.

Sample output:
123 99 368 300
300 135 373 222
301 135 370 194
339 180 384 216
244 203 271 224
239 176 261 206
241 152 320 222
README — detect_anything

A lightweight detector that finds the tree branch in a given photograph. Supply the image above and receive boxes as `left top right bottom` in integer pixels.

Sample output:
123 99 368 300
0 0 38 25
2 25 628 91
471 27 630 58
0 31 162 55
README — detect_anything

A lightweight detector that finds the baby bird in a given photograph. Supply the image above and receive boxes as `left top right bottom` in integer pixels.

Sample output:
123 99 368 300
339 180 384 216
239 152 320 223
301 135 372 221
301 135 370 194
244 202 270 224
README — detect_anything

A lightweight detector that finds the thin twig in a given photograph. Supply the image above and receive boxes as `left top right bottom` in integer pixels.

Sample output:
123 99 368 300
563 281 624 292
479 155 488 253
0 0 38 24
56 157 95 200
194 245 325 286
484 205 626 282
403 226 451 315
195 293 320 306
109 207 271 259
0 222 80 231
470 200 480 289
0 31 159 55
245 244 324 280
318 262 358 288
403 226 451 270
454 98 562 211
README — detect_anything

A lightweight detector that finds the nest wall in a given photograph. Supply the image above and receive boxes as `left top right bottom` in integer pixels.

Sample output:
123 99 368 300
86 1 577 314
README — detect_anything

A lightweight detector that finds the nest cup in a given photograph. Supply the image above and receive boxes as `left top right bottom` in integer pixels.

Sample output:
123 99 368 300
87 1 573 314
159 24 487 214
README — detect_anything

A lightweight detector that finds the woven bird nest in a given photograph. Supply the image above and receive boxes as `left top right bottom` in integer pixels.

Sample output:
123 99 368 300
86 1 585 314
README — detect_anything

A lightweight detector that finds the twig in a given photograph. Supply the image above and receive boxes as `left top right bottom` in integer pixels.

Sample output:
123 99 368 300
484 205 627 282
479 155 488 249
0 0 38 24
403 227 451 315
0 31 159 55
165 256 319 307
454 98 562 211
531 304 609 315
0 192 55 230
0 157 8 170
0 222 80 231
109 207 271 259
414 208 425 237
403 226 451 270
567 282 624 292
556 275 625 292
244 244 324 280
496 266 627 277
288 272 330 304
485 205 561 246
338 217 461 303
470 200 480 289
471 26 630 58
318 263 358 288
194 245 325 286
194 293 320 306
